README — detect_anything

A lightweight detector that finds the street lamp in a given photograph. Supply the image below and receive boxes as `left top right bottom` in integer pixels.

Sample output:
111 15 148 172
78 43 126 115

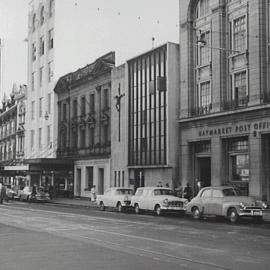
196 39 240 54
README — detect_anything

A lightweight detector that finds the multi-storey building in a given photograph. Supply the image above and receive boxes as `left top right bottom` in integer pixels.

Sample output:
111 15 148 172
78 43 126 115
127 43 180 189
0 85 27 186
54 52 115 197
178 0 270 201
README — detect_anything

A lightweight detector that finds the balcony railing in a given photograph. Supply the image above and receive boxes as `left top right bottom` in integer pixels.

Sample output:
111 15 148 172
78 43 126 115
190 103 212 116
223 96 249 111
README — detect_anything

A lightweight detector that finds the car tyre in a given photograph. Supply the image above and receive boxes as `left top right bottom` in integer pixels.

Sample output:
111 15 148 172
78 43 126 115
192 207 201 220
134 204 140 214
228 208 239 223
100 202 105 211
155 205 162 216
117 202 123 213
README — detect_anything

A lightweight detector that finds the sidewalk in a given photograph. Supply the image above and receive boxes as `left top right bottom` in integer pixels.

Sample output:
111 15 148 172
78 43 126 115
49 197 270 222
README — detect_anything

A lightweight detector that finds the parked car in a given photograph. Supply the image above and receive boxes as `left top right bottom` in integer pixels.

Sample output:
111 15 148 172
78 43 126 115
186 186 268 223
18 186 50 202
97 188 134 212
131 187 188 216
6 187 18 200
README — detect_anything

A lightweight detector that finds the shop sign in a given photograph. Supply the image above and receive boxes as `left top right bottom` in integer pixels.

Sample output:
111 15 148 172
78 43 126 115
198 120 270 137
4 165 29 171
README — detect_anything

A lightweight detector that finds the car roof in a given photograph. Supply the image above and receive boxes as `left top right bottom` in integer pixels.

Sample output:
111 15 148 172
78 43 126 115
107 187 133 190
136 187 172 190
200 186 235 191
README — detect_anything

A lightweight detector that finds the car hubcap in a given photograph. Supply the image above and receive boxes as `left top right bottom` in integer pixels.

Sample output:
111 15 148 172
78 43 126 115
156 206 161 216
230 211 237 222
118 204 122 212
193 208 200 219
135 205 139 213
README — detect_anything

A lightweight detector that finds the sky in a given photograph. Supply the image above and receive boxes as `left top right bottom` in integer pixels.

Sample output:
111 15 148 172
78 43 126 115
0 0 179 97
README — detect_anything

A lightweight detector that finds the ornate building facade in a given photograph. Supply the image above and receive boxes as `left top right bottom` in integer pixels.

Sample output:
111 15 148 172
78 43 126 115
178 0 270 201
55 52 115 197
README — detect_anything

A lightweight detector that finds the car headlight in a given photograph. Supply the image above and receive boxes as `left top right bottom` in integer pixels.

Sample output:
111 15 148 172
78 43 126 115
239 202 246 209
184 200 189 206
262 202 268 209
163 198 169 207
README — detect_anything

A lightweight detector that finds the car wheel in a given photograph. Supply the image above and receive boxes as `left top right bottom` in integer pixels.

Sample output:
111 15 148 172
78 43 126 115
155 205 162 216
100 202 105 211
228 208 239 223
192 207 201 220
134 204 140 214
117 202 123 213
253 216 263 224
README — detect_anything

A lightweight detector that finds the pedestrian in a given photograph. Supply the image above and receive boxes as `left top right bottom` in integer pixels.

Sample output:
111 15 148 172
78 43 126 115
0 182 4 204
165 183 170 188
174 183 183 198
48 184 54 200
183 183 193 201
90 185 96 202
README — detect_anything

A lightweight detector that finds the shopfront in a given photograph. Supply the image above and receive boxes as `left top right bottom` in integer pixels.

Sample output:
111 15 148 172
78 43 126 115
179 110 270 202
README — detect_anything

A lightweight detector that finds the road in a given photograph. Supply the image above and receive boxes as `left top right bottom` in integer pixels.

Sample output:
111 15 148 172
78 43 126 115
0 201 269 270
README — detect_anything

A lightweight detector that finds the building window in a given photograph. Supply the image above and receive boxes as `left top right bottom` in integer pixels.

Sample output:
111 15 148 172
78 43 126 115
198 31 211 65
197 81 212 113
48 29 54 50
47 125 51 147
32 13 36 32
31 72 35 91
233 16 246 52
47 93 52 114
39 97 43 117
39 36 45 56
103 125 108 145
86 167 93 190
31 101 35 120
81 96 86 116
233 71 248 106
62 103 67 121
103 89 109 109
31 130 35 151
32 43 36 62
40 6 45 25
90 93 95 113
49 0 54 18
48 61 53 82
73 99 77 118
122 171 125 187
38 128 42 149
40 67 44 87
196 0 210 18
89 127 95 148
80 129 85 148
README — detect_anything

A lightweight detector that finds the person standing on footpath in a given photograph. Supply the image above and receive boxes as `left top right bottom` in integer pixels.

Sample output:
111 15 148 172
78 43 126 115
183 183 193 201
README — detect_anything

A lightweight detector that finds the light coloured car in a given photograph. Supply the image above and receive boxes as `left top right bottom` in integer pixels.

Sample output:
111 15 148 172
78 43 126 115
131 187 188 216
186 186 268 223
18 186 50 202
96 187 134 212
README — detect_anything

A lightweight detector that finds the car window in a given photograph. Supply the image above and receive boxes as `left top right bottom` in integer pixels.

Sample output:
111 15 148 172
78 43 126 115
116 189 133 195
201 189 212 198
223 188 237 196
153 189 174 196
135 190 143 196
212 190 223 198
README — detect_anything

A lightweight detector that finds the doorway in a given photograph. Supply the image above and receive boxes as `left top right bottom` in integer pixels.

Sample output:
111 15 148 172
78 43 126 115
98 168 104 194
76 168 81 196
198 157 211 187
134 169 145 191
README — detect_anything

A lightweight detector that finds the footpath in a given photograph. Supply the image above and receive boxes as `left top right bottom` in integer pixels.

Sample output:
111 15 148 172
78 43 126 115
50 197 270 223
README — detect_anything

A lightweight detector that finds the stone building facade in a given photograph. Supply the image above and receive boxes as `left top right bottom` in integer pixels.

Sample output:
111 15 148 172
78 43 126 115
55 52 115 197
178 0 270 201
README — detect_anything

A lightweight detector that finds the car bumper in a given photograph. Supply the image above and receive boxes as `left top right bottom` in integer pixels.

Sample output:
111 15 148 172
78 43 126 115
239 209 263 217
160 206 185 211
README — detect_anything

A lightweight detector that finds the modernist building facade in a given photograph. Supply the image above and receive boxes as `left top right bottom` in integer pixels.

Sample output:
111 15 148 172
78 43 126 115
178 0 270 201
127 43 180 189
55 52 115 197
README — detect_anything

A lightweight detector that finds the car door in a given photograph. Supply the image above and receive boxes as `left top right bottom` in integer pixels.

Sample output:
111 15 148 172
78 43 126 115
140 189 150 209
200 188 213 214
211 189 224 215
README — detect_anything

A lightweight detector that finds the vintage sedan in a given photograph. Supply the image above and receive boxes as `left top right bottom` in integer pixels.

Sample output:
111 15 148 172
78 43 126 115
131 187 188 216
97 188 134 212
19 186 50 202
186 186 267 223
6 187 18 200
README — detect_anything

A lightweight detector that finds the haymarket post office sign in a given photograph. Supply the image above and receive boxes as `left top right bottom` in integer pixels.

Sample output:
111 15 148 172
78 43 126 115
198 120 270 137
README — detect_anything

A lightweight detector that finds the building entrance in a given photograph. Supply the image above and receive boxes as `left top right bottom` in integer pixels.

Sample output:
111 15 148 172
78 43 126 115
198 157 211 187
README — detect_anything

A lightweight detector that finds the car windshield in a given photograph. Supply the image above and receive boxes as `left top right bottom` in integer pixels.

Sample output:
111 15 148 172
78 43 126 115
222 188 240 196
154 189 174 196
115 189 133 195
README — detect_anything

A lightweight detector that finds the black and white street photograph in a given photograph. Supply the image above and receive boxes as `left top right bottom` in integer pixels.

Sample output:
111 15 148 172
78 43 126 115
0 0 270 269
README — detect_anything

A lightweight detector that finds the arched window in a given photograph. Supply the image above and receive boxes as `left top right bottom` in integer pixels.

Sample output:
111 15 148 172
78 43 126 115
32 13 36 32
49 0 54 17
40 6 45 25
196 0 210 18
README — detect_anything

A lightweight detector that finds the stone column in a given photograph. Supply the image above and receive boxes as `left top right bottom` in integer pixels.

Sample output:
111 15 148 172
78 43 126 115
211 136 222 186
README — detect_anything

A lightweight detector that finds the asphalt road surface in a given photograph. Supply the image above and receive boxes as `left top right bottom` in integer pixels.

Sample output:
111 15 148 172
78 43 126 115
0 201 269 270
